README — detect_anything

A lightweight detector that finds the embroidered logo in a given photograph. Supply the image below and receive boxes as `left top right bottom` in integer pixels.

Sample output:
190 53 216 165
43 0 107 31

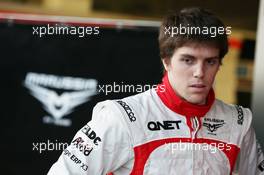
203 122 225 133
203 118 225 136
235 105 244 125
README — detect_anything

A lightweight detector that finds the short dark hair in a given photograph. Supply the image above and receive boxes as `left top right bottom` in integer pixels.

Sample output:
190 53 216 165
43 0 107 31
158 7 229 62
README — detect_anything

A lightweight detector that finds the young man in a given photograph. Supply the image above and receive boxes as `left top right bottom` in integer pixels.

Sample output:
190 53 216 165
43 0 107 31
48 8 264 175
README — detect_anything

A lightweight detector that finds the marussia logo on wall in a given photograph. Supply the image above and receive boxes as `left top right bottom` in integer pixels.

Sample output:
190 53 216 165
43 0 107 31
24 72 98 127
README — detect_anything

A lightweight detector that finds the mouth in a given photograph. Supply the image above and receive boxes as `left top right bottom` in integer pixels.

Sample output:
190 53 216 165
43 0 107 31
190 84 206 88
189 84 207 92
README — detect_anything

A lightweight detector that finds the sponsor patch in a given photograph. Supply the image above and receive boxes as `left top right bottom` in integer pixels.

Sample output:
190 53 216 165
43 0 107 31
147 120 182 131
203 118 225 136
116 100 136 122
258 160 264 172
235 105 244 125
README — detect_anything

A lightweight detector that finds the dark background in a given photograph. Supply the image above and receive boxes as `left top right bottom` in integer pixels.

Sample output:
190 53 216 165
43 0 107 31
0 20 162 174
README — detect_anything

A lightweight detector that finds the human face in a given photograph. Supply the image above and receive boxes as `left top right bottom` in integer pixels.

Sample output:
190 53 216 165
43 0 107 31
162 43 220 105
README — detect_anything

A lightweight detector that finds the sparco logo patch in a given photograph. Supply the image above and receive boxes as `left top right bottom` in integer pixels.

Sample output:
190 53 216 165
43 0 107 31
24 72 98 127
148 120 181 131
116 100 136 122
235 105 244 125
258 160 264 172
81 125 102 146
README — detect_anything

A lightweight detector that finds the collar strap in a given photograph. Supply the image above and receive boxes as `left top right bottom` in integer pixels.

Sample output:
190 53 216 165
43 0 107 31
156 73 215 118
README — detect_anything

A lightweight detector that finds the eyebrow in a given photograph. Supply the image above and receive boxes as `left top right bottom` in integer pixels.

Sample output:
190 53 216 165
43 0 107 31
180 54 195 59
180 54 219 60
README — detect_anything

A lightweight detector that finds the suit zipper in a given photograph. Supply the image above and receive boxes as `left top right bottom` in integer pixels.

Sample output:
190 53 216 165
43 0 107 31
191 116 200 141
190 116 200 175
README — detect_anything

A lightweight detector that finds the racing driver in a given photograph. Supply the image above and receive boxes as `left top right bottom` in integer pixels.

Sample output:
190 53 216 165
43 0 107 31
48 7 264 175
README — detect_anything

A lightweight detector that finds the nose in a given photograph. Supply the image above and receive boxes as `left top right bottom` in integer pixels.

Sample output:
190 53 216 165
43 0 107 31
193 63 204 79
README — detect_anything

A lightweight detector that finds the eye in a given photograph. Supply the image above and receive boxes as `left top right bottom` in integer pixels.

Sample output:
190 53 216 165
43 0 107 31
181 58 194 65
207 59 219 65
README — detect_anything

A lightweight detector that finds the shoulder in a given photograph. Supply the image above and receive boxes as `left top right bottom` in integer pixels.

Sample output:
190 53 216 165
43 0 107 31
110 89 157 119
213 99 252 134
90 99 132 137
214 99 251 122
91 89 154 129
94 90 157 144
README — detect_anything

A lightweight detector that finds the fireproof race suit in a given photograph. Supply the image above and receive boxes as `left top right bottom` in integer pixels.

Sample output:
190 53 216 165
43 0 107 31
48 74 264 175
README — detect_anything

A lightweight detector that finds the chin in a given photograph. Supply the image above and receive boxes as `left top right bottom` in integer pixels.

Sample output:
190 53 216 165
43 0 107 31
188 95 206 105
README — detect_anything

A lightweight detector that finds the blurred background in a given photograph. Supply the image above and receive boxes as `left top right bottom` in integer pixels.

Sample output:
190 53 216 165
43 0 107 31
0 0 263 174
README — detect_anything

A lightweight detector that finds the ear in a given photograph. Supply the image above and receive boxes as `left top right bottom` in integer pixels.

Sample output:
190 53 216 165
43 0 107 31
162 58 171 71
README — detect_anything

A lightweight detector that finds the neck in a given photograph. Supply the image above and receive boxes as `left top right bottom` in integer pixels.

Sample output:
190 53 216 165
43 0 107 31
156 73 215 118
